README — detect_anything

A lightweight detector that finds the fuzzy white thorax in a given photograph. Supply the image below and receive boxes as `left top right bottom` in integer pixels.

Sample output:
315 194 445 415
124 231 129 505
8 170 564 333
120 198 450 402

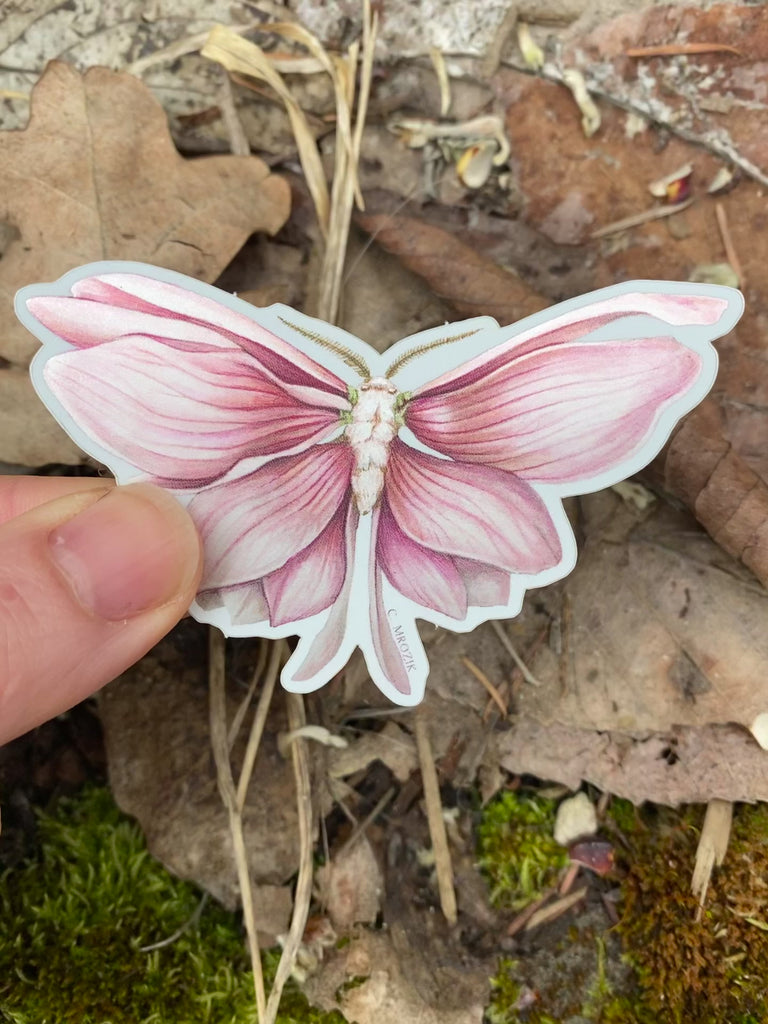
345 377 399 514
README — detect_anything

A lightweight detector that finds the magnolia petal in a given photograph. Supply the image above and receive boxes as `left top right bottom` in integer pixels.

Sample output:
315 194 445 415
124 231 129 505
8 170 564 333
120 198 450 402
377 498 467 620
288 505 359 682
189 443 354 589
411 291 727 399
26 295 239 350
369 508 413 695
264 504 350 626
454 557 511 607
407 339 701 483
385 439 561 574
69 273 348 400
197 581 270 626
44 337 341 483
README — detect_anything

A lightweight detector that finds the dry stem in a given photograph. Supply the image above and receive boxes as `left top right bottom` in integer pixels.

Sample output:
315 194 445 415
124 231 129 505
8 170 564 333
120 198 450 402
265 692 315 1020
414 708 458 925
208 627 267 1021
236 641 284 811
490 619 542 686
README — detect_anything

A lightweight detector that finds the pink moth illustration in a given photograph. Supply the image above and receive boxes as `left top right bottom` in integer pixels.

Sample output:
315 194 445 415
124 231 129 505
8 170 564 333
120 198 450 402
17 264 742 705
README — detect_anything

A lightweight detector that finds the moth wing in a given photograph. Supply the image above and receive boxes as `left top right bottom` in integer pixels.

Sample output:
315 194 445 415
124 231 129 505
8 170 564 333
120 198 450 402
19 264 361 487
402 283 742 494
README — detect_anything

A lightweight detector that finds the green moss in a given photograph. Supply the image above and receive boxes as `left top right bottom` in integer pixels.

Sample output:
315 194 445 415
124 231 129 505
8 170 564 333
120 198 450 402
486 959 559 1024
605 797 639 835
476 790 568 909
0 787 343 1024
615 802 768 1024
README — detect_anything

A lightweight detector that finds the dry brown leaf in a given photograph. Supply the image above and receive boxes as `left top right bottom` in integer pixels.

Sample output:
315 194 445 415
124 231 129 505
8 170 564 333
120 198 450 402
648 399 768 589
0 61 290 465
355 212 549 324
327 720 418 783
498 718 768 806
99 644 301 910
302 929 489 1024
517 490 768 738
315 837 383 930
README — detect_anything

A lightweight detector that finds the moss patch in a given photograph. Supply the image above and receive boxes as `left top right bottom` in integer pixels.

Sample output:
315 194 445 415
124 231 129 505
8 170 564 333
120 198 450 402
0 786 343 1024
476 790 568 909
616 802 768 1024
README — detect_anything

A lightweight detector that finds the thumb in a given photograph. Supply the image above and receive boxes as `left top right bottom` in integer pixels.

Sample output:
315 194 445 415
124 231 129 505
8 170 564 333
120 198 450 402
0 483 202 744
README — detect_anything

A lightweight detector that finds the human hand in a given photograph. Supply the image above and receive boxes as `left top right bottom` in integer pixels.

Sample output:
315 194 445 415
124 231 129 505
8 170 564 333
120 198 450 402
0 477 202 745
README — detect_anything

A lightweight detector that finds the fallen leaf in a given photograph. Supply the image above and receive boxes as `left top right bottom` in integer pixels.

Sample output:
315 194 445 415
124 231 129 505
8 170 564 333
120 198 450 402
518 491 768 738
315 837 383 930
327 720 418 783
302 929 489 1024
355 212 548 324
0 61 289 465
648 399 768 589
498 717 768 807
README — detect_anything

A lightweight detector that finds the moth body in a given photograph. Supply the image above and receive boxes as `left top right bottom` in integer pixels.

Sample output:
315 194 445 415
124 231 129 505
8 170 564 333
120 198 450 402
346 376 398 514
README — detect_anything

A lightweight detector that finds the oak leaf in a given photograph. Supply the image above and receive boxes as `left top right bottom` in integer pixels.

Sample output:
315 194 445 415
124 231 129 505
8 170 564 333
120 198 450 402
0 61 290 465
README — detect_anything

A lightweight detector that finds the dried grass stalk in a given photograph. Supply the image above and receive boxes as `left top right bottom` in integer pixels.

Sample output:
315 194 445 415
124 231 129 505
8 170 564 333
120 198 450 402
265 692 315 1020
208 628 267 1020
201 25 331 237
202 1 377 325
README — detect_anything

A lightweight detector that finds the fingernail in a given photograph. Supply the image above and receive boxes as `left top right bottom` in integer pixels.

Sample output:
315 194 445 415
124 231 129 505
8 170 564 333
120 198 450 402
48 484 200 620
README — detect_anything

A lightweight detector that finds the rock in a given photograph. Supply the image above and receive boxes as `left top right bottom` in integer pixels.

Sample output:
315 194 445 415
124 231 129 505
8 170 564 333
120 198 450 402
554 792 598 847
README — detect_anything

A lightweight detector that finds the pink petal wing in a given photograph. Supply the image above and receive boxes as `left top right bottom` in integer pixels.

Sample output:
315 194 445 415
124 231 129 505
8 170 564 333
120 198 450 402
377 498 467 620
26 296 240 350
369 508 414 696
44 337 341 483
407 338 701 483
287 505 359 683
385 439 561 575
71 273 349 401
453 557 511 607
189 443 354 589
410 290 728 399
263 504 350 626
197 581 270 626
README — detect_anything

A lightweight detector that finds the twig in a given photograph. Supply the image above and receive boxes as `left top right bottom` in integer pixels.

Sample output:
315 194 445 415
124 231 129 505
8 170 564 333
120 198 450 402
208 627 267 1022
591 198 694 238
461 656 508 716
507 887 556 936
236 641 285 812
265 692 315 1021
559 861 581 895
414 708 458 925
524 885 588 931
490 619 542 686
228 640 269 750
715 202 743 287
625 43 741 57
335 785 396 860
